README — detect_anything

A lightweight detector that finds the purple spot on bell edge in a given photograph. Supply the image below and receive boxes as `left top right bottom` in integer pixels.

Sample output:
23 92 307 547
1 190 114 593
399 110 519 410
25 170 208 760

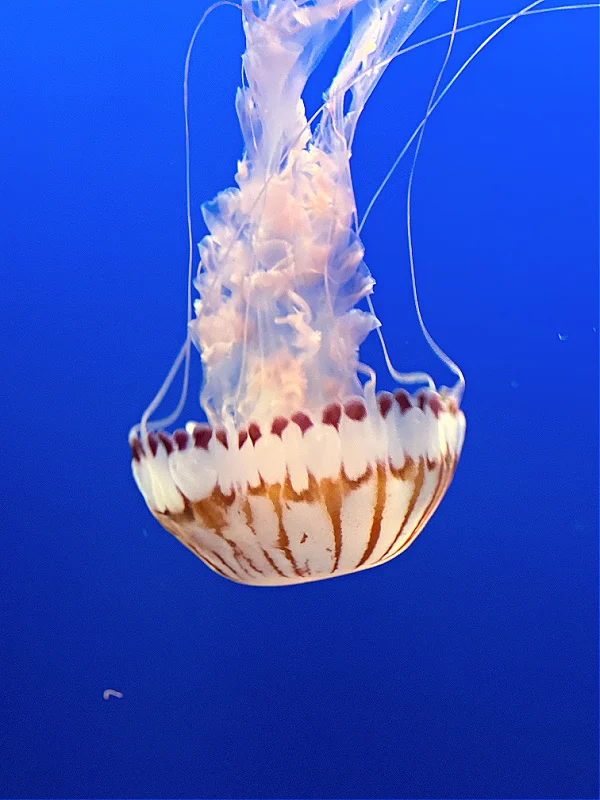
428 394 444 418
344 399 366 422
173 429 189 451
193 424 212 450
271 417 289 438
157 432 174 455
248 423 262 445
147 433 159 457
130 438 144 462
291 412 313 434
394 390 412 414
377 393 393 418
322 404 342 429
215 429 228 449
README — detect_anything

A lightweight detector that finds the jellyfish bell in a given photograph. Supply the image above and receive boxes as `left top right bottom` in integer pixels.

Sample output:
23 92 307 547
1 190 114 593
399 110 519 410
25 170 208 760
131 389 464 586
129 0 466 586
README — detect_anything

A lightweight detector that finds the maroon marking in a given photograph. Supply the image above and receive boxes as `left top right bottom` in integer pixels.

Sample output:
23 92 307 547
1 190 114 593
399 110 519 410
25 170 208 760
377 392 393 418
344 399 366 422
248 422 261 445
193 424 212 450
157 432 173 455
271 417 289 438
291 412 313 434
173 429 189 451
130 438 144 462
394 389 412 414
415 390 428 411
238 429 248 448
215 429 228 449
428 394 444 418
446 396 459 416
147 432 159 457
322 403 342 429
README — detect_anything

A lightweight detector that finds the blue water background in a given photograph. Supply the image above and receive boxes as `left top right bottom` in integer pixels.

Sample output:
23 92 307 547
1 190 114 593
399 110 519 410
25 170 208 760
0 1 598 798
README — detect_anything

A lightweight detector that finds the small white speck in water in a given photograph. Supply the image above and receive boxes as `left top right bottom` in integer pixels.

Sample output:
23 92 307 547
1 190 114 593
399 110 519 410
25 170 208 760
103 689 123 700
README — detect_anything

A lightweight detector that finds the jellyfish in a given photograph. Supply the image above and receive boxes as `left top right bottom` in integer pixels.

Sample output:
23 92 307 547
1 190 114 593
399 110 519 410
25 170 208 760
129 0 467 586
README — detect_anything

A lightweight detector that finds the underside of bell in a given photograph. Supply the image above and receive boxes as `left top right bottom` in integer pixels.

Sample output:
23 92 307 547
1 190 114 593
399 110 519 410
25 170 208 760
130 388 466 586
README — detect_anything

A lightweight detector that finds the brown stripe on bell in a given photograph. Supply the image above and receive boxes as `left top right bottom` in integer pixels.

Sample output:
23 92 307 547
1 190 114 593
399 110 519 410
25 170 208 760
129 388 466 586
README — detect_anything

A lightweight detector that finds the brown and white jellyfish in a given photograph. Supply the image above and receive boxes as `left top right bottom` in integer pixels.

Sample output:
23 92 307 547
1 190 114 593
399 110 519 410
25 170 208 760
129 0 468 586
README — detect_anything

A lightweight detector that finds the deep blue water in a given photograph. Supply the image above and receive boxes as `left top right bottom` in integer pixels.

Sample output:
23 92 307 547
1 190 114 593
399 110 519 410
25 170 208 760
0 2 598 798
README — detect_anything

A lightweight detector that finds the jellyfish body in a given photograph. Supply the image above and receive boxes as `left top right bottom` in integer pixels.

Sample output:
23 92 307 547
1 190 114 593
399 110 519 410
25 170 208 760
130 0 466 585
